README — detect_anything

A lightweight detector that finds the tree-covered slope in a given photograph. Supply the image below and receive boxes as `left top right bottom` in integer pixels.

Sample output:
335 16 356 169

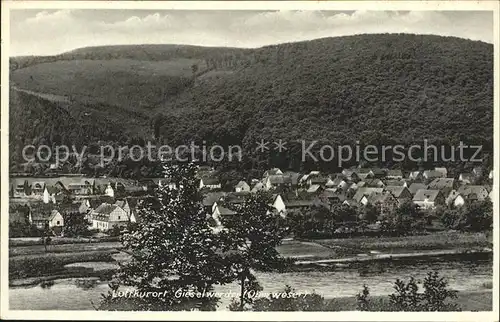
9 33 493 174
159 34 493 148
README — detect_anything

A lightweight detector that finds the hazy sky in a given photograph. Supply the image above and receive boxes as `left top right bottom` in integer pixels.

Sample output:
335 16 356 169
9 9 493 56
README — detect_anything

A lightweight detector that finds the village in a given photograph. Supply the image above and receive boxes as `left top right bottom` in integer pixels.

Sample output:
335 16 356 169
8 164 494 237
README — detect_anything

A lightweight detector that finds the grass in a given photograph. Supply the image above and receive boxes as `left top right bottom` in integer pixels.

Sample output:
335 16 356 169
9 250 118 280
9 241 121 257
11 58 202 110
314 231 492 256
277 240 336 260
9 236 119 247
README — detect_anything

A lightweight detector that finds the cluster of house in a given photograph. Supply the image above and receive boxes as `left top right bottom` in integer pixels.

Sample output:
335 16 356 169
9 166 494 234
202 166 494 225
10 196 139 234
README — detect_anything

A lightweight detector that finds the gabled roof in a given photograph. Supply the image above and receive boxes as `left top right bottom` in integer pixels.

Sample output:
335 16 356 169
459 173 474 181
413 189 441 202
263 168 283 176
284 200 315 208
408 183 428 195
309 176 328 184
266 175 292 185
384 186 408 198
203 192 226 207
201 177 221 185
385 179 407 186
115 199 129 209
428 178 455 189
215 205 237 216
457 185 489 198
307 184 322 193
364 179 384 187
446 190 462 203
251 182 265 192
283 172 302 185
423 170 444 178
45 185 60 195
409 171 422 177
434 167 448 174
224 192 248 204
93 203 119 215
367 191 395 204
235 181 250 188
353 188 384 203
387 169 403 177
32 181 46 189
31 210 61 221
370 168 387 176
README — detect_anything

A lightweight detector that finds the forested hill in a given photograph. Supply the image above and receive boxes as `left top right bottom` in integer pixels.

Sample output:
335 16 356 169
9 33 493 175
159 34 493 147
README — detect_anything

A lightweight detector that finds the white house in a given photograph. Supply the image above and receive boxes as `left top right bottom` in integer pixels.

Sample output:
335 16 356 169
412 189 444 209
43 186 58 204
272 194 286 215
263 168 283 177
199 178 222 190
446 190 465 207
235 181 251 193
30 210 64 229
105 184 115 198
91 203 129 231
434 167 448 178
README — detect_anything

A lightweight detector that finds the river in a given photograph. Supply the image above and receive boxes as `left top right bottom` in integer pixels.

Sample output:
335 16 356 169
9 257 492 311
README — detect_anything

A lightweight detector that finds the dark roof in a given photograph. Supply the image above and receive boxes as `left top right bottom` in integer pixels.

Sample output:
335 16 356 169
216 206 237 216
370 168 387 176
267 175 291 185
367 192 394 204
387 169 403 177
203 192 226 206
413 189 441 202
353 188 384 202
408 183 428 194
201 177 221 185
384 179 406 186
384 186 408 198
284 200 315 208
423 170 443 178
93 203 119 215
235 181 250 188
428 178 455 189
31 210 61 222
264 168 282 176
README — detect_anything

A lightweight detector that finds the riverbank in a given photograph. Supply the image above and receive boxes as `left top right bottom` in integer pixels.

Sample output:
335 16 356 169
9 231 492 287
277 231 492 261
9 250 119 281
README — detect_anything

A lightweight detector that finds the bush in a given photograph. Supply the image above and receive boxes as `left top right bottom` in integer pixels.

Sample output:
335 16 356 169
357 271 460 311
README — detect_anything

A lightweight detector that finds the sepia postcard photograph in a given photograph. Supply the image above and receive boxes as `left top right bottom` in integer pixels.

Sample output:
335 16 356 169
1 1 498 320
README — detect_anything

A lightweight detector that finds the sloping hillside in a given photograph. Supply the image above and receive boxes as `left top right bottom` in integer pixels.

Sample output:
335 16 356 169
9 34 493 174
160 34 493 147
10 44 250 110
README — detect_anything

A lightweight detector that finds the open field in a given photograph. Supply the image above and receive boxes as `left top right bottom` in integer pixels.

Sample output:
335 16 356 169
314 231 492 257
9 241 121 257
9 236 119 247
9 250 118 280
11 58 202 110
277 239 337 259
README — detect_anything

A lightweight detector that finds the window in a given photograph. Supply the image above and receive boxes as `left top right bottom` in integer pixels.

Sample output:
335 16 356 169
56 221 60 225
118 216 121 220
